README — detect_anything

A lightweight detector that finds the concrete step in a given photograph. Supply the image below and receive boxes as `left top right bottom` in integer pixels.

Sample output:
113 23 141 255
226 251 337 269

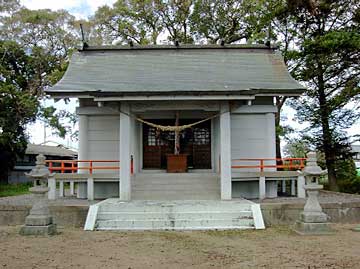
96 218 255 230
135 173 218 178
84 199 265 231
98 200 252 212
131 192 220 198
132 185 219 191
133 179 219 184
131 194 220 201
97 211 253 221
132 180 219 185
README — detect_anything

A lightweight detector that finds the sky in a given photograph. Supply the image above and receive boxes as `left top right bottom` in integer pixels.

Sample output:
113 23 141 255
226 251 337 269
22 0 359 150
21 0 117 19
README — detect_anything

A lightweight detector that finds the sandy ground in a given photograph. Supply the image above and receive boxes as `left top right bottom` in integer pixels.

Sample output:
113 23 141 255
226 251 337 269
1 225 360 269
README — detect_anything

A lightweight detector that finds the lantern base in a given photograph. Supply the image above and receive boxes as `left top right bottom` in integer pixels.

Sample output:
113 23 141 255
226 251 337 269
20 223 57 236
301 211 328 223
20 215 56 236
293 221 334 235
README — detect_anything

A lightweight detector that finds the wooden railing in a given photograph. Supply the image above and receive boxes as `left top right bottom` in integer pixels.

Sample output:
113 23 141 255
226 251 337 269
232 158 306 172
46 160 120 174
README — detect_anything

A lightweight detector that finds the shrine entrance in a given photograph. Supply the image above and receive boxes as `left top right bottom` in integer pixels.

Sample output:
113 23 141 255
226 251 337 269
142 119 211 169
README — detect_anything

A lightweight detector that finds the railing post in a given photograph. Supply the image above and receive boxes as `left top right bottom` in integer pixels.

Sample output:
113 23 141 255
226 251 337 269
87 177 94 201
282 180 286 194
49 162 53 173
291 180 296 196
259 176 266 200
297 174 306 198
71 161 75 174
61 161 65 173
59 181 64 197
130 155 134 175
260 159 264 172
89 161 93 174
70 181 75 196
48 176 56 200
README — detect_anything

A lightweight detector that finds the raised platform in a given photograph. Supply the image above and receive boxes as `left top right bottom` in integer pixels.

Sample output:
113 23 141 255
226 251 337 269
2 191 360 228
84 199 265 231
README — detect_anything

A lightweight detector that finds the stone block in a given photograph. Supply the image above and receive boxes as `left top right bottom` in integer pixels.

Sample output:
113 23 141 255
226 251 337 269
300 212 328 223
25 215 53 226
20 224 57 236
293 221 334 235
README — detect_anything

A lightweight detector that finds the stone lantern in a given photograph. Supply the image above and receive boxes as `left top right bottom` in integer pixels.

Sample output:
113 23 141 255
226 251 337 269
20 154 57 235
294 152 333 235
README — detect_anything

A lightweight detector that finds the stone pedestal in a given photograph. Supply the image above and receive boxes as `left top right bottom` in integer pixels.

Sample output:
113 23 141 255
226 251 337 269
20 186 57 235
293 184 333 235
20 154 57 236
293 152 333 235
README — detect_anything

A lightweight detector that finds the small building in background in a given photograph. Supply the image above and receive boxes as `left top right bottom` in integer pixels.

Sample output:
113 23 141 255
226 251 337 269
9 144 77 184
352 144 360 176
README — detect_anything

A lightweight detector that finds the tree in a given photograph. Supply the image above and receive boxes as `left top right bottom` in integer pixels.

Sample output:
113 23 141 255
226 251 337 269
91 0 273 45
283 138 310 158
0 41 39 183
92 0 163 45
155 0 194 43
279 0 360 191
190 0 269 44
0 5 81 183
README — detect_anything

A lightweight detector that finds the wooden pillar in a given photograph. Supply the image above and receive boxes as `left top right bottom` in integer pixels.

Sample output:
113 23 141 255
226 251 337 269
220 102 232 200
119 103 131 200
78 114 88 172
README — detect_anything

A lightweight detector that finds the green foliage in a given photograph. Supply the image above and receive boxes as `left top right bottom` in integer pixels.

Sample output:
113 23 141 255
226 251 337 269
93 0 164 45
0 182 31 197
91 0 272 45
0 5 80 183
0 41 40 178
283 139 310 158
190 0 265 44
274 0 360 191
336 159 360 194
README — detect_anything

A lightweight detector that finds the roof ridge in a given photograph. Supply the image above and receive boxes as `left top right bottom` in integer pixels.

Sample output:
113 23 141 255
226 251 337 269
79 43 278 52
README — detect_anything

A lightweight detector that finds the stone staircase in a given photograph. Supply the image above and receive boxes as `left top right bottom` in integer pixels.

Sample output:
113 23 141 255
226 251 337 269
131 173 220 200
85 199 265 231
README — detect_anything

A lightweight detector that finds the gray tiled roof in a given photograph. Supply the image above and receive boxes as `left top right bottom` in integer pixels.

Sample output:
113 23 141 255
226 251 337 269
48 45 304 96
26 144 77 157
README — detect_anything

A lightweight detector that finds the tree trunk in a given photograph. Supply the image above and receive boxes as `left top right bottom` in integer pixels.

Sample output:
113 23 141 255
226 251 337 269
0 150 11 184
318 67 338 191
275 103 282 160
0 170 9 184
275 96 287 170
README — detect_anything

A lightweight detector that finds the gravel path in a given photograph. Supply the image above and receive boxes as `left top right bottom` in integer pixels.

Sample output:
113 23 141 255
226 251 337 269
1 224 360 269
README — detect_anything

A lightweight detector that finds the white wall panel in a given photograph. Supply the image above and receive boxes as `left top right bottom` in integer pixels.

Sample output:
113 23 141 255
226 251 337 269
87 115 120 165
231 114 274 160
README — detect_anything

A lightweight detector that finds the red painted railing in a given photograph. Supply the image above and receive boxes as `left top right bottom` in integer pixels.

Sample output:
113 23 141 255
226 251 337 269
46 160 120 174
232 158 306 172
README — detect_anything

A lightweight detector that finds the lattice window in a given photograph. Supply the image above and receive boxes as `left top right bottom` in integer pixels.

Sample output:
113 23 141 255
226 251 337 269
193 127 210 145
